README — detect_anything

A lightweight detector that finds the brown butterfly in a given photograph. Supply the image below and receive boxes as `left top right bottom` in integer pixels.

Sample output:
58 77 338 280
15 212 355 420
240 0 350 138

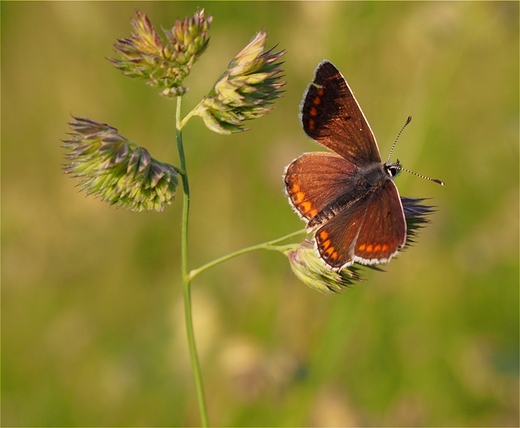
284 61 442 270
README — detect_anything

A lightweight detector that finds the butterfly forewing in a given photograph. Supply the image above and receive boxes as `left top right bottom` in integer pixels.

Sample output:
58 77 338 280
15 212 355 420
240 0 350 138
284 152 359 223
301 61 382 166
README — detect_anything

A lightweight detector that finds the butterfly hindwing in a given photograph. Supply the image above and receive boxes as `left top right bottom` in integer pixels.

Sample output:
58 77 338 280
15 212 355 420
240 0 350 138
353 179 406 264
315 179 406 268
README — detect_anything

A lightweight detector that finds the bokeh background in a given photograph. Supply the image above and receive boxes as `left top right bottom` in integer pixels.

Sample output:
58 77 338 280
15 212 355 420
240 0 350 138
2 2 518 426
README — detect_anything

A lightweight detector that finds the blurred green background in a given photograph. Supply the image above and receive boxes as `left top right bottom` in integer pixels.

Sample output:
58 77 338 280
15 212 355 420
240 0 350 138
2 2 518 426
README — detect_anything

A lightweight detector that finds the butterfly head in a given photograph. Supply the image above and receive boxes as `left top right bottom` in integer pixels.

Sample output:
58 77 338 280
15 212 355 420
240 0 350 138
384 159 402 179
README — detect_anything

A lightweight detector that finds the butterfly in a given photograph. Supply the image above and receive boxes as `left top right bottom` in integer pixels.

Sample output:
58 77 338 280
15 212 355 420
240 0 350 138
285 61 419 270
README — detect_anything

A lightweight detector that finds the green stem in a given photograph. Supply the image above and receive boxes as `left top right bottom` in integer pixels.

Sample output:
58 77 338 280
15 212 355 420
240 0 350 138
176 96 209 427
179 102 201 130
188 229 306 281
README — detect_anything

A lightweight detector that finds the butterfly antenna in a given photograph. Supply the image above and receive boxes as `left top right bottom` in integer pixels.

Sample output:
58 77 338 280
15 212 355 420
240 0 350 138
388 116 445 186
387 116 412 162
399 163 445 186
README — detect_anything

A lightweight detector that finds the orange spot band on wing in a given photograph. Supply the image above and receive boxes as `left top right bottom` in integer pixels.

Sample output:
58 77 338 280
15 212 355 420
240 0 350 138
319 230 329 240
294 192 305 203
300 201 313 213
324 247 339 261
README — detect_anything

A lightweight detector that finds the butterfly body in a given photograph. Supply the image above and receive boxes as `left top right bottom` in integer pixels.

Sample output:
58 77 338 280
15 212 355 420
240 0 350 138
284 61 407 270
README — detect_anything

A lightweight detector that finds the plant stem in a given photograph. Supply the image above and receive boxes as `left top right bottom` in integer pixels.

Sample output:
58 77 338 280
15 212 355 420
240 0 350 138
176 96 209 427
188 229 306 281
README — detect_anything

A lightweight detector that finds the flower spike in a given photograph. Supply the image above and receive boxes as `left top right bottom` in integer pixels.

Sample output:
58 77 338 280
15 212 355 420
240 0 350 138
110 9 212 98
194 31 285 134
286 240 366 294
63 117 179 212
